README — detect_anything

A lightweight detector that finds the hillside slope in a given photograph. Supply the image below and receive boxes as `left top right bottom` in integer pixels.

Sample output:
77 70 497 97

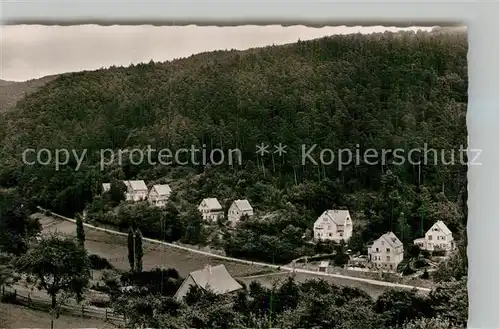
0 75 59 112
0 30 468 262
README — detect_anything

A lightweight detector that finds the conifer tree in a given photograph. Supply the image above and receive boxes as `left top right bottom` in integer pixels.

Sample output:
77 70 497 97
75 213 85 248
127 227 135 272
134 229 143 273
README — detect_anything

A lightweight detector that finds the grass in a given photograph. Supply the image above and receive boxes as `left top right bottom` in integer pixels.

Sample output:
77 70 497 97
37 214 429 299
0 302 116 329
39 215 276 278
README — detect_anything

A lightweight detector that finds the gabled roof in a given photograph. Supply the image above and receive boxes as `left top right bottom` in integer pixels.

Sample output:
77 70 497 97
379 232 403 249
151 184 172 196
183 264 242 296
428 220 453 236
124 180 148 191
102 183 111 191
316 209 350 225
232 199 253 212
200 198 223 210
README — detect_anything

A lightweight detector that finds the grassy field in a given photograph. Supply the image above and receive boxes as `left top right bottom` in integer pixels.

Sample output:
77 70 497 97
0 302 116 329
37 214 425 300
38 215 275 278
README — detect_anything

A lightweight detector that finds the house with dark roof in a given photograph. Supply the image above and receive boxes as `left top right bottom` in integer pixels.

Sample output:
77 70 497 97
368 232 404 272
313 209 353 242
227 199 254 225
148 184 172 207
174 264 243 301
413 220 455 251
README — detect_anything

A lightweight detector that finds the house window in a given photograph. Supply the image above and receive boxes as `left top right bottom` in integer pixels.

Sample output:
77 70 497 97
381 241 384 246
329 233 332 237
386 248 390 252
390 265 393 270
428 235 432 240
386 256 390 261
375 248 379 252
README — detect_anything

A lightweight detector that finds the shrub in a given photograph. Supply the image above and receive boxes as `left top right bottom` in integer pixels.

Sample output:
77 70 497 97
432 249 447 257
0 291 19 304
120 267 181 296
91 283 111 294
89 254 114 270
89 295 111 308
414 258 427 269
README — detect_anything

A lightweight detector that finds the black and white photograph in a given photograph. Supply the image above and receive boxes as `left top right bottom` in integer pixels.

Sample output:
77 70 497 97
1 23 469 329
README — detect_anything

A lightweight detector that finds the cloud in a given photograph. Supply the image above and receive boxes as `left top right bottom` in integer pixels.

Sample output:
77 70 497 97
1 25 433 81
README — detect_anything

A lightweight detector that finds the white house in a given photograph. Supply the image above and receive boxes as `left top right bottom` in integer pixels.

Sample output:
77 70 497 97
148 184 172 207
368 232 404 272
318 261 330 273
123 180 148 202
313 209 353 242
101 183 111 194
174 264 243 302
227 199 254 224
198 198 224 222
413 220 454 251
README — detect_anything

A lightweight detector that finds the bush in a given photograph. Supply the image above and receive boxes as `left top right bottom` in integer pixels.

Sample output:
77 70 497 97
91 283 111 294
0 291 19 304
414 258 427 269
89 254 114 270
120 268 181 296
432 250 447 257
420 250 431 258
89 296 111 308
421 270 430 279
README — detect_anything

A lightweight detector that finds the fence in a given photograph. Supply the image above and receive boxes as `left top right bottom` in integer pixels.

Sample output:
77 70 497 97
0 285 125 324
37 206 431 293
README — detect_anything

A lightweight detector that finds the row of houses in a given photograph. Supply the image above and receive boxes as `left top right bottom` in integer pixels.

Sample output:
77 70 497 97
102 180 172 207
312 208 455 271
102 181 255 225
173 219 456 301
174 221 455 300
198 198 254 224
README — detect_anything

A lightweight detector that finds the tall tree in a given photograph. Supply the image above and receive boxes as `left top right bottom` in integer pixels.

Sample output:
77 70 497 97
127 227 135 271
0 189 40 255
134 229 143 273
15 233 91 329
75 213 85 247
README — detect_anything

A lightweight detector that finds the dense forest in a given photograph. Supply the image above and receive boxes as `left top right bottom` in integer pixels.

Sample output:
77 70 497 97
0 29 468 264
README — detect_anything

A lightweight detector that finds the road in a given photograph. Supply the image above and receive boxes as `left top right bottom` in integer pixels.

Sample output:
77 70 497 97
37 207 431 294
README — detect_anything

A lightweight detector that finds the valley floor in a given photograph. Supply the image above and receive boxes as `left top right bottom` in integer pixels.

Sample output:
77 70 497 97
37 213 430 299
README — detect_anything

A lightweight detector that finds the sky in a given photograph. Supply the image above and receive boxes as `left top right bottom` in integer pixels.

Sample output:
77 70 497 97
1 25 435 82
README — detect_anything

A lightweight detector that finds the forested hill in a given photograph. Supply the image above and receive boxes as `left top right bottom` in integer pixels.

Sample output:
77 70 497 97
0 75 59 112
0 30 468 250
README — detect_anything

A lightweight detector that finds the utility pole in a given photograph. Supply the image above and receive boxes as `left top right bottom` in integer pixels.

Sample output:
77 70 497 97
268 253 274 328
